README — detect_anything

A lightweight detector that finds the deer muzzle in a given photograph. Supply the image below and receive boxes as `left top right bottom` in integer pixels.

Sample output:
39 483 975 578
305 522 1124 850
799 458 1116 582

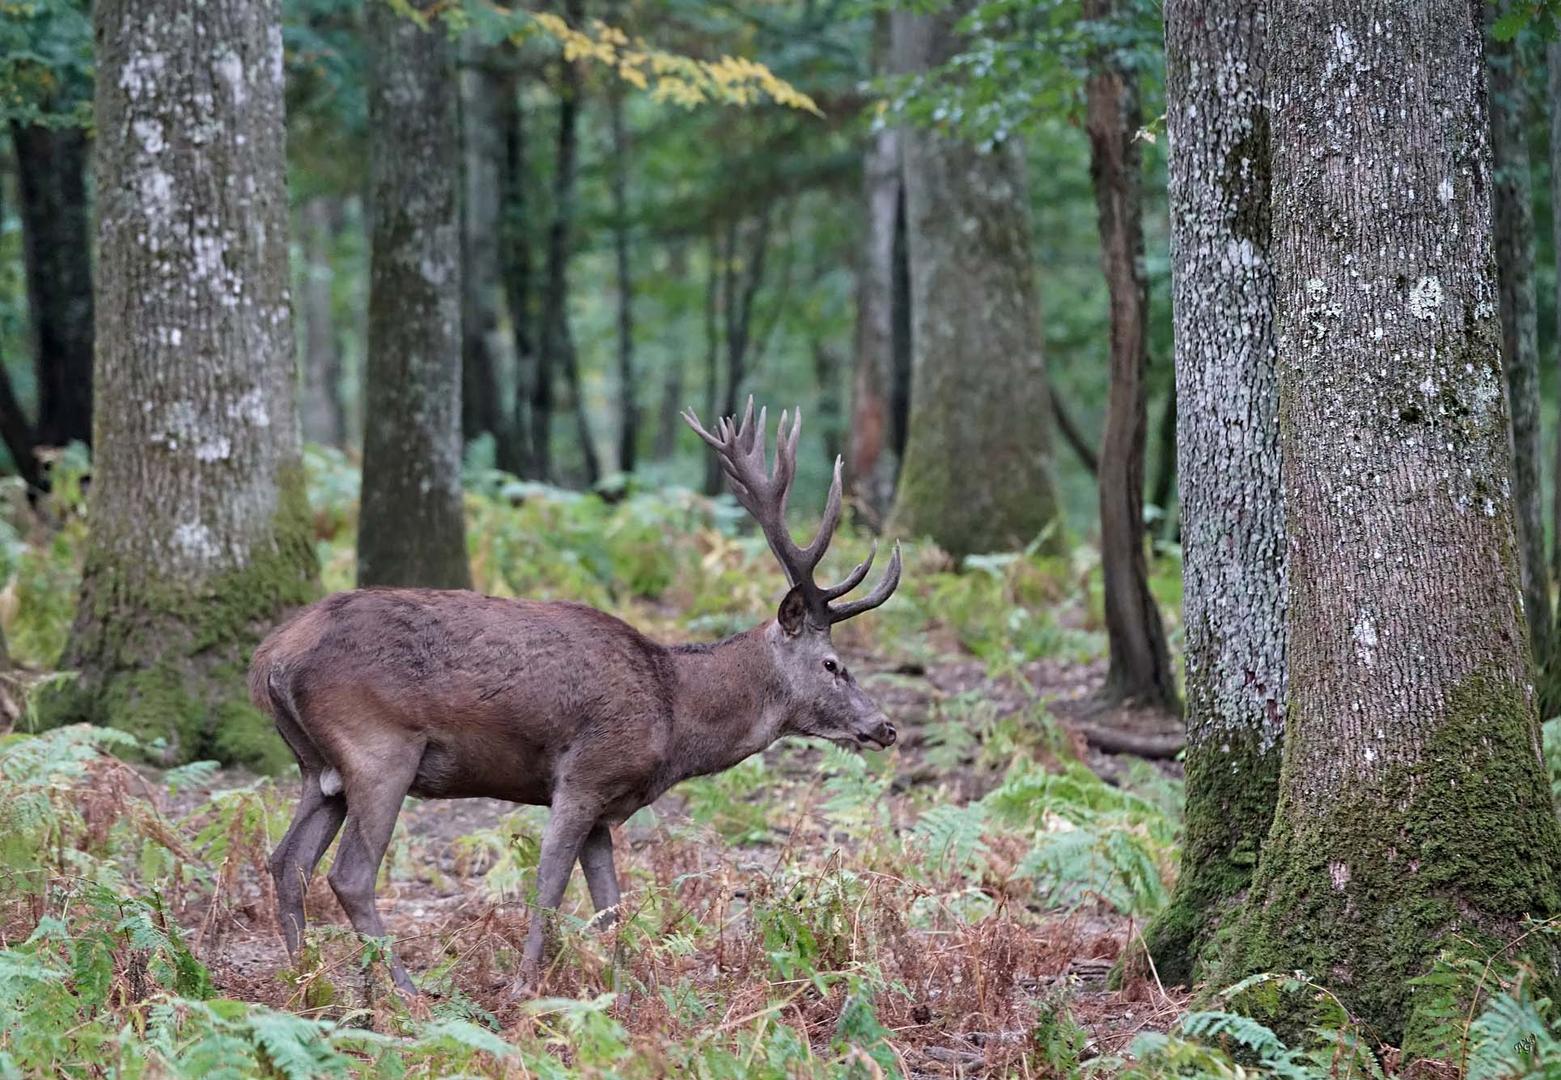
856 718 897 749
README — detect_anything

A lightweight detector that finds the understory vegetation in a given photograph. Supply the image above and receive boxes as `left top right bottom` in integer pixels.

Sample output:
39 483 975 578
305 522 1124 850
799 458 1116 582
1 458 1557 1078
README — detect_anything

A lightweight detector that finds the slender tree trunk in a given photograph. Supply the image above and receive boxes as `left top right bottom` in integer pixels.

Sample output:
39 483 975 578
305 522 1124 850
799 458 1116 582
814 341 843 466
538 18 599 486
0 355 43 493
702 229 724 496
653 242 689 460
299 196 346 447
1139 0 1283 986
498 67 535 478
889 184 912 466
1226 0 1561 1048
720 212 772 423
1048 384 1099 476
1149 383 1176 524
459 42 513 469
848 120 903 522
57 0 318 768
358 0 470 590
887 3 1060 559
1487 16 1554 706
10 121 94 452
1085 0 1177 710
608 65 638 476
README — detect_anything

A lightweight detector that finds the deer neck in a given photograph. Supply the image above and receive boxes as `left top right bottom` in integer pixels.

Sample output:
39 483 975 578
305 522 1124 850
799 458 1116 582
662 625 789 785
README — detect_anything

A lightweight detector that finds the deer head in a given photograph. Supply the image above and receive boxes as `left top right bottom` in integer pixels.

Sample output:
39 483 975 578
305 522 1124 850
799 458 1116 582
683 398 902 749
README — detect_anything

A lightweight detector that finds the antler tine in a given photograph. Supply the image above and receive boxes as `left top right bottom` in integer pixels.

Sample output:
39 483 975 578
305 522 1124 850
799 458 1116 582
828 542 903 624
680 406 725 452
820 538 876 601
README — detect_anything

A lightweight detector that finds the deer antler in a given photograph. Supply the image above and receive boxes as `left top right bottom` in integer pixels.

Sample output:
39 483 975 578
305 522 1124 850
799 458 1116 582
683 397 902 629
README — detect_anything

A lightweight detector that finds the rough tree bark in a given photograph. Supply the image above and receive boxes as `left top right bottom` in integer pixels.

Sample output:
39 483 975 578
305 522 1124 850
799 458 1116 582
1084 0 1177 710
1225 0 1561 1048
11 121 94 452
1487 17 1553 703
358 0 471 590
57 0 318 767
1138 0 1284 986
887 3 1059 559
298 196 346 447
848 121 904 523
460 42 513 468
608 56 638 475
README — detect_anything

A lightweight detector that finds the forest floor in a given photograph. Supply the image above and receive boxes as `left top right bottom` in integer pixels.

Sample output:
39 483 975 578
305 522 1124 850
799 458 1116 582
141 649 1190 1076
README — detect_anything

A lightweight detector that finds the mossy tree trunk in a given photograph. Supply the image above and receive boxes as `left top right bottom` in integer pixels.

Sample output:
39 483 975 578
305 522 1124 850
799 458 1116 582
1140 0 1284 987
1486 17 1554 711
1084 0 1177 711
358 0 471 590
12 120 94 455
1225 0 1561 1049
887 2 1059 559
60 0 318 768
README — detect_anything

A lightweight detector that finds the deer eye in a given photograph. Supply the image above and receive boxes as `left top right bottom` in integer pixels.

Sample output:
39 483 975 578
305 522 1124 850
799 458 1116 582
823 658 840 675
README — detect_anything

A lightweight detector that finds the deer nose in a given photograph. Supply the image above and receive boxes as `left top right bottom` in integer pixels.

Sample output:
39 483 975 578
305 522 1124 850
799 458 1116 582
871 719 897 747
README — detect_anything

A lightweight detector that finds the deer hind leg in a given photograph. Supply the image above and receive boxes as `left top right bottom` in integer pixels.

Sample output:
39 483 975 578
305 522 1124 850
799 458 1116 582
269 704 348 958
328 749 421 994
270 781 347 957
577 823 621 929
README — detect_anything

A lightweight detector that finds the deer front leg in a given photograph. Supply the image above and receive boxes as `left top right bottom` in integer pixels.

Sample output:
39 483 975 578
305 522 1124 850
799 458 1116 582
518 802 597 989
578 823 621 929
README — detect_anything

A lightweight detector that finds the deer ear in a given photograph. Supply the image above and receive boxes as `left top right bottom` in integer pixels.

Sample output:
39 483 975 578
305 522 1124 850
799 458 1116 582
777 586 808 637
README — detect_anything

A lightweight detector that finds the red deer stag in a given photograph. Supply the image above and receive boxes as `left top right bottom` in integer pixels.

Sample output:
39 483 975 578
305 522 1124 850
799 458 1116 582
251 400 902 993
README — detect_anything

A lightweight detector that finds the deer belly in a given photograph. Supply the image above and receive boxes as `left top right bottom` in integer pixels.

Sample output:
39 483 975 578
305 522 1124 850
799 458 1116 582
407 738 552 804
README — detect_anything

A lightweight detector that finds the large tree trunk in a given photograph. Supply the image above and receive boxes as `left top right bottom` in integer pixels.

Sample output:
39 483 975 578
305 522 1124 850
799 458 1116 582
58 0 318 768
459 42 513 468
1487 17 1554 707
1226 0 1561 1049
498 68 535 478
1084 0 1177 711
887 4 1059 559
848 121 904 524
608 64 638 476
298 196 346 447
1139 0 1283 986
11 121 94 453
358 0 471 590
